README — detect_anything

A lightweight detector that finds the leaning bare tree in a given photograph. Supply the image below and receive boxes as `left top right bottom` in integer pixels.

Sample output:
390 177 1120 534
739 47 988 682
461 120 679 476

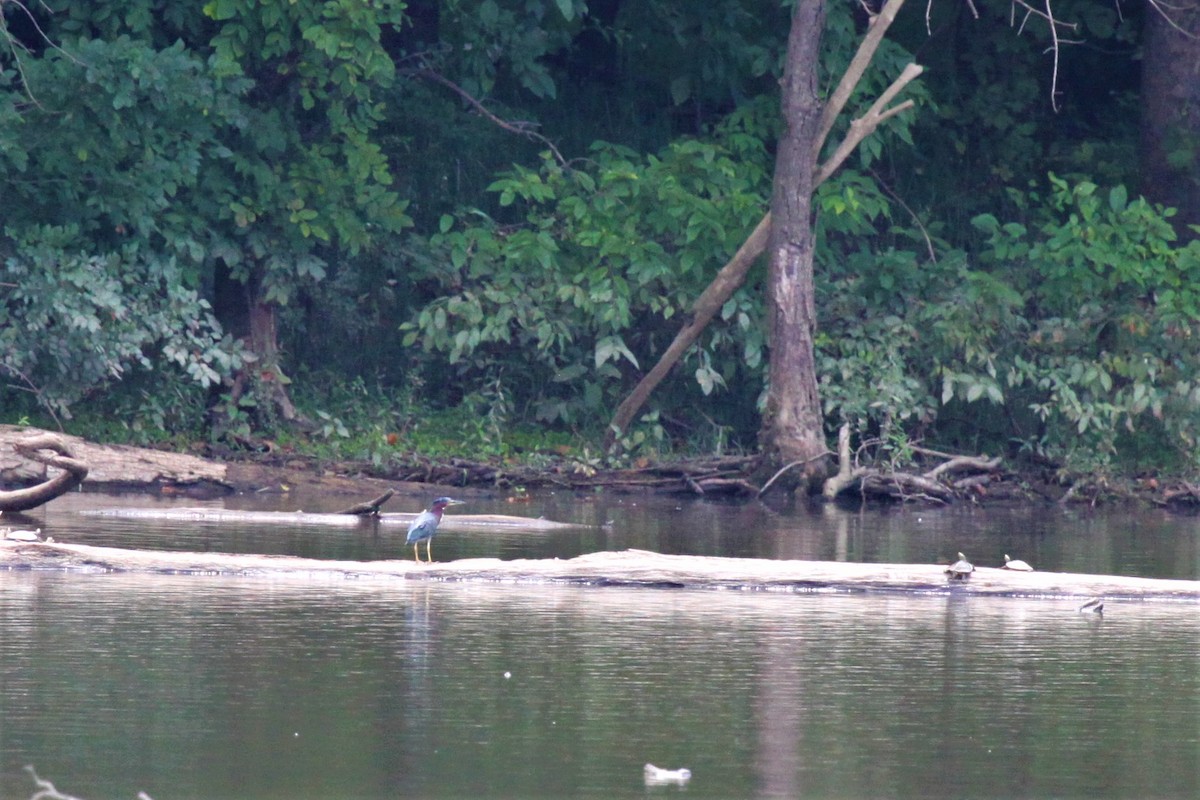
608 0 923 490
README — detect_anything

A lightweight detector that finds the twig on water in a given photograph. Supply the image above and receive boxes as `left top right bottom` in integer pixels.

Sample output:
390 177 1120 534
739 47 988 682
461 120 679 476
25 765 154 800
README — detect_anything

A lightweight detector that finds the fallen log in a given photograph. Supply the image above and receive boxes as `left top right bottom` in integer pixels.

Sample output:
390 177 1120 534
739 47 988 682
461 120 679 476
0 432 90 512
861 471 956 503
78 507 589 532
2 542 1197 601
0 425 225 487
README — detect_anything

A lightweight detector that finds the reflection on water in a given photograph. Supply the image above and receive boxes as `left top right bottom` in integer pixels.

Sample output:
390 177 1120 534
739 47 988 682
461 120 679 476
1 571 1198 799
2 492 1199 797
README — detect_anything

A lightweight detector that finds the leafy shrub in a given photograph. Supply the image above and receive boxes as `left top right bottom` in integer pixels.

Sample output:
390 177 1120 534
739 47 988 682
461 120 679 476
967 176 1200 472
401 111 774 428
809 174 1200 477
0 225 243 418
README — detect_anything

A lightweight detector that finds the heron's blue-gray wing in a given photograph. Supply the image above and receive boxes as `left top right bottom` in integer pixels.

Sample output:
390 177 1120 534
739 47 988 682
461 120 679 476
407 511 438 544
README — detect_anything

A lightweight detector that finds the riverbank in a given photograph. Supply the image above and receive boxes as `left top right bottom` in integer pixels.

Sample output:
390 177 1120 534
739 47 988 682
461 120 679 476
0 424 1180 508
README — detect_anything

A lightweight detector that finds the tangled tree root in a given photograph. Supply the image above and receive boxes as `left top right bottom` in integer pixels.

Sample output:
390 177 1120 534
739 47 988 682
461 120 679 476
0 433 89 513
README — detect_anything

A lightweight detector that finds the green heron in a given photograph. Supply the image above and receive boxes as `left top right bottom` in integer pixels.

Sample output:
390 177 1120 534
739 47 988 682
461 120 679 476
406 496 464 562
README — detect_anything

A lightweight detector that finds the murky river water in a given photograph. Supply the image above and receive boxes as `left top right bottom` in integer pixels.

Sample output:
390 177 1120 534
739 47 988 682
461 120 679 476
1 489 1198 798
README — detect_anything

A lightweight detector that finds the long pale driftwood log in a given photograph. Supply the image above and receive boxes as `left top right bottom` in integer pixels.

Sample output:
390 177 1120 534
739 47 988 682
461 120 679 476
79 507 589 532
0 432 90 512
2 542 1198 601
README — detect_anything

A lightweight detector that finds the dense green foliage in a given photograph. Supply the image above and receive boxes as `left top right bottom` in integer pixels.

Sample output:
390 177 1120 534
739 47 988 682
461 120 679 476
406 104 774 427
2 0 1196 479
0 33 244 417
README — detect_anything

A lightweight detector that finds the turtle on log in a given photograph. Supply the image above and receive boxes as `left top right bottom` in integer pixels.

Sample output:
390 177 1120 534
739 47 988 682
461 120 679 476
1002 554 1034 572
945 552 975 580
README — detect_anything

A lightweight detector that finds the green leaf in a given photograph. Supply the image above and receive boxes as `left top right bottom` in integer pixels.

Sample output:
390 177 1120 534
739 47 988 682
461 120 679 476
520 69 557 100
1108 185 1128 213
670 76 691 106
970 213 999 234
203 0 240 21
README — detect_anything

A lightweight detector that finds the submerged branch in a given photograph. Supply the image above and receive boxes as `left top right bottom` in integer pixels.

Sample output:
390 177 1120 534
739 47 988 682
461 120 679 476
334 489 395 516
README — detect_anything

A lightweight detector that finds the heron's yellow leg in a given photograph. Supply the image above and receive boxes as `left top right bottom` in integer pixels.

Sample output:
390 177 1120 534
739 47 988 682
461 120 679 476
426 539 434 562
413 542 420 562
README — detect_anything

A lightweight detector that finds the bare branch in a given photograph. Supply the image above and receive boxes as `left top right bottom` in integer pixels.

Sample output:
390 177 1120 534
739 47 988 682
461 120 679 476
606 215 771 440
1004 0 1085 111
0 0 83 107
0 364 64 431
869 167 936 262
924 454 1002 480
1044 0 1061 111
814 62 924 186
1145 0 1200 38
334 489 395 516
1009 0 1079 31
411 67 567 167
816 0 909 154
822 422 863 498
758 450 833 498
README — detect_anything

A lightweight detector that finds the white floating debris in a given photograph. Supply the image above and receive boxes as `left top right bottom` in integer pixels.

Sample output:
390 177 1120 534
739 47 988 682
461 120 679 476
503 671 512 679
644 764 692 786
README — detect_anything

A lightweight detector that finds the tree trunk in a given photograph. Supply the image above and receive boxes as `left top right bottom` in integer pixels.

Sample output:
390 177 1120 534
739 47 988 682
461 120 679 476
1140 3 1200 234
222 299 306 429
247 300 302 423
210 262 306 432
759 0 829 489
